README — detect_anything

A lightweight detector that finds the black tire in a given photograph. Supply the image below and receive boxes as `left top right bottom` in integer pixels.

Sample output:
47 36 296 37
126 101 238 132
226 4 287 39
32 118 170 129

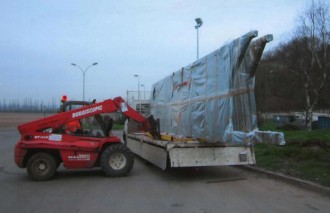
27 153 57 181
101 144 134 177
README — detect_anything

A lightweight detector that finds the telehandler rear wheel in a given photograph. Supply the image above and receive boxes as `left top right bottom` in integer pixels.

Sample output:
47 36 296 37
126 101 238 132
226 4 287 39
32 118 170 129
27 153 57 181
101 144 134 177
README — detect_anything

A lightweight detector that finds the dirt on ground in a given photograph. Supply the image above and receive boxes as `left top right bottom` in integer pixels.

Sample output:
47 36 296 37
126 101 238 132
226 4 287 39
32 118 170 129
0 112 54 128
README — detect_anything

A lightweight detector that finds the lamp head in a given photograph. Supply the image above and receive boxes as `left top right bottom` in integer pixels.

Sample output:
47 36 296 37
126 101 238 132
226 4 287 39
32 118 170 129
195 18 203 29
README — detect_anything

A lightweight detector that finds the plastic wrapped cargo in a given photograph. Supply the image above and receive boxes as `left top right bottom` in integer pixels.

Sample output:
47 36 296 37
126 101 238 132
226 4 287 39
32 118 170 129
150 31 285 145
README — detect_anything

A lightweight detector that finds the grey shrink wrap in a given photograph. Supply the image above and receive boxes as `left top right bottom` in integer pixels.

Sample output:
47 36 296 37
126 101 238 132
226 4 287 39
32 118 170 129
150 31 285 145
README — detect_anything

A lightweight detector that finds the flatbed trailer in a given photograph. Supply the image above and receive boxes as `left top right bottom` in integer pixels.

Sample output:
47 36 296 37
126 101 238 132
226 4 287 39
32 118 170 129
126 133 256 170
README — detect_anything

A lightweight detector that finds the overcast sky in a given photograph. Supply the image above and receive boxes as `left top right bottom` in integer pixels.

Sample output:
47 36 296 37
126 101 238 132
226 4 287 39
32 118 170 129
1 0 307 104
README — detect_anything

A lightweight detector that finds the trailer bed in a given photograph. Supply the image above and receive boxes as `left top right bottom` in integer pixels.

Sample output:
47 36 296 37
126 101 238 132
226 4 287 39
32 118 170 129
127 133 256 170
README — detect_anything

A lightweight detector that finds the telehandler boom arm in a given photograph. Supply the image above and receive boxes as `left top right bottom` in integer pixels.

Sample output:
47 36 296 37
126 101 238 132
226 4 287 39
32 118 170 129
18 96 147 135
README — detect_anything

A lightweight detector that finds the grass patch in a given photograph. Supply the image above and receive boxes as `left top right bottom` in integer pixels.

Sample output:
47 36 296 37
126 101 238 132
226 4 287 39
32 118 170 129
259 120 277 131
284 130 330 146
254 144 330 187
113 123 124 130
255 121 330 187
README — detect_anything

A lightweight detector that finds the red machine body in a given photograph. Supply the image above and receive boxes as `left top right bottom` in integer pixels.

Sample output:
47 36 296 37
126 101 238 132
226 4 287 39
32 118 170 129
15 97 147 180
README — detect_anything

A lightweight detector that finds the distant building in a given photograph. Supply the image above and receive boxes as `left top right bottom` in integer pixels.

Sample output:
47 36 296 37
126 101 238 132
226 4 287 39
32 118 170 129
126 90 150 116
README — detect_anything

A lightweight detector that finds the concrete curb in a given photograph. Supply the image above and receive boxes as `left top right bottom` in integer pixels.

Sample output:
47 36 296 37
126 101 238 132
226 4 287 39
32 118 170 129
240 165 330 196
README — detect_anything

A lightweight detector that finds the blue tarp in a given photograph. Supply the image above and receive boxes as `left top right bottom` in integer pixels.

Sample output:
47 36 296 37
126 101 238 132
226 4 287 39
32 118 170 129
150 31 285 145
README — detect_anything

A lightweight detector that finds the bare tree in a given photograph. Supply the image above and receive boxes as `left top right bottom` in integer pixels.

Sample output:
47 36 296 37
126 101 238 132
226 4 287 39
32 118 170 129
284 0 330 130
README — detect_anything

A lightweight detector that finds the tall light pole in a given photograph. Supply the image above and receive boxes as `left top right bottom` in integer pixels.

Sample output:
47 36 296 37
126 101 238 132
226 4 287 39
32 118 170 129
134 74 141 113
195 18 203 60
141 84 146 99
71 62 98 101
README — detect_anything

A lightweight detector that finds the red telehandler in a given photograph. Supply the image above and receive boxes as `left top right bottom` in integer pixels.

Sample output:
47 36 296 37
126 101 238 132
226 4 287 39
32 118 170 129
15 97 148 181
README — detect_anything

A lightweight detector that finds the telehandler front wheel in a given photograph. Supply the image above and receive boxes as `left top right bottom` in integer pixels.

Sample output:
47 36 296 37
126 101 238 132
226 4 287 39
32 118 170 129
27 153 57 181
101 144 134 177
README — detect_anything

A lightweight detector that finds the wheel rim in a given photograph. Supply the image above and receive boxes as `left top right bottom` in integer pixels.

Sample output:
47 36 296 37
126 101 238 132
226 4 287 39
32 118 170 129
33 159 50 176
109 153 126 170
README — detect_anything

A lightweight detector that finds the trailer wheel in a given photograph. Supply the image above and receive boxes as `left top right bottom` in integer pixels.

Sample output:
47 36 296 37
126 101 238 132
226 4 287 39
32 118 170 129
101 144 134 177
27 153 57 181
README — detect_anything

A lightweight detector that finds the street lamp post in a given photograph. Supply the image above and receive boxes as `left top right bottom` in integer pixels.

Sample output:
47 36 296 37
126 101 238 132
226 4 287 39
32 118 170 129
141 84 146 99
195 18 203 60
71 62 98 101
134 74 141 113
